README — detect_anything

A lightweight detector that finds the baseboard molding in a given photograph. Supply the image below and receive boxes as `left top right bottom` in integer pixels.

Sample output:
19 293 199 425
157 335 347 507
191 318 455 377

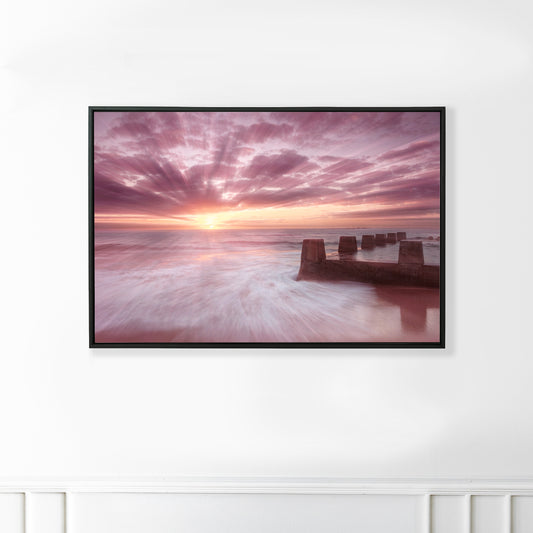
1 476 533 494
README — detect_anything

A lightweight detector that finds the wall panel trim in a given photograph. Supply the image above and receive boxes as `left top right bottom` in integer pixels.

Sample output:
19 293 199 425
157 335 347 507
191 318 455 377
2 477 533 495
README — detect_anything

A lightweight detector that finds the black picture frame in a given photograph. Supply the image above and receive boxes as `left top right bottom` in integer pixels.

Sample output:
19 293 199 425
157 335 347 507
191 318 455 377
89 107 445 348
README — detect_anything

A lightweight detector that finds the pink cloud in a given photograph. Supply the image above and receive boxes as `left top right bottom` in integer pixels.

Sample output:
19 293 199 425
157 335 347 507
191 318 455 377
378 139 440 162
242 150 309 180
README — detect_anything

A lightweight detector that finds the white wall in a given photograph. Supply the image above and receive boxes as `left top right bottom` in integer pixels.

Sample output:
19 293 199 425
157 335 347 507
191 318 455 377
1 0 533 528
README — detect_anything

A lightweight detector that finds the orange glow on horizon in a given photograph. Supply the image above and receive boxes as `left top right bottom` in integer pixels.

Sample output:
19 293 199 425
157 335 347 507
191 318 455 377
95 202 439 231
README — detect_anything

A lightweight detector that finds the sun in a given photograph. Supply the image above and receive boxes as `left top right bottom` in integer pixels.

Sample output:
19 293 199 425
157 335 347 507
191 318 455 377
205 216 217 229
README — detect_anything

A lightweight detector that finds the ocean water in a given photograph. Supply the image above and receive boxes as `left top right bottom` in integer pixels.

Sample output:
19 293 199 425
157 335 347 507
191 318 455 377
94 228 441 343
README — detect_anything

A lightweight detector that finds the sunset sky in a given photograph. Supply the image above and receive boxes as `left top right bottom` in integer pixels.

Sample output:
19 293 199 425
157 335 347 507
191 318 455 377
93 110 441 230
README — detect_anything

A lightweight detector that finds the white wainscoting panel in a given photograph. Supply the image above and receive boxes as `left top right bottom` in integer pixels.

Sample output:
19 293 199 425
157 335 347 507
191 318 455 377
70 493 421 533
512 497 533 533
1 479 533 533
0 493 24 533
28 493 65 533
472 496 506 533
431 495 466 533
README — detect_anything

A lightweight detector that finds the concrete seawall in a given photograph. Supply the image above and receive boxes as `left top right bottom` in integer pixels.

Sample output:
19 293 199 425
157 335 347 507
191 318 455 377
338 235 358 255
297 237 439 288
361 234 375 249
375 233 386 246
387 232 397 244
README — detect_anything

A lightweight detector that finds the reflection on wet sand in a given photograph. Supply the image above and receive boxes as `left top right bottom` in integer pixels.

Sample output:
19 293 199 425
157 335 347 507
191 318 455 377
375 286 440 333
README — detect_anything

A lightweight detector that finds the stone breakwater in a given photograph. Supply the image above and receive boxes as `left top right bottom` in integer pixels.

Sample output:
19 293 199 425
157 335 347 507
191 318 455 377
297 236 440 288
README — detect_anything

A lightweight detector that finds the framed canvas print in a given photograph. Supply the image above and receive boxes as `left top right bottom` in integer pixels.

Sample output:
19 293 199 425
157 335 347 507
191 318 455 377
89 107 445 348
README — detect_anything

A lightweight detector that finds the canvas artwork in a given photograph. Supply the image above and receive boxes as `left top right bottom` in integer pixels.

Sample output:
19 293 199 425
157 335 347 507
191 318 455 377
90 107 444 347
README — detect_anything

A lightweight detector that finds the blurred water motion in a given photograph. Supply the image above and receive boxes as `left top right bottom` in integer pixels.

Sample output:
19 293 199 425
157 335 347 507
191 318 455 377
94 228 440 343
